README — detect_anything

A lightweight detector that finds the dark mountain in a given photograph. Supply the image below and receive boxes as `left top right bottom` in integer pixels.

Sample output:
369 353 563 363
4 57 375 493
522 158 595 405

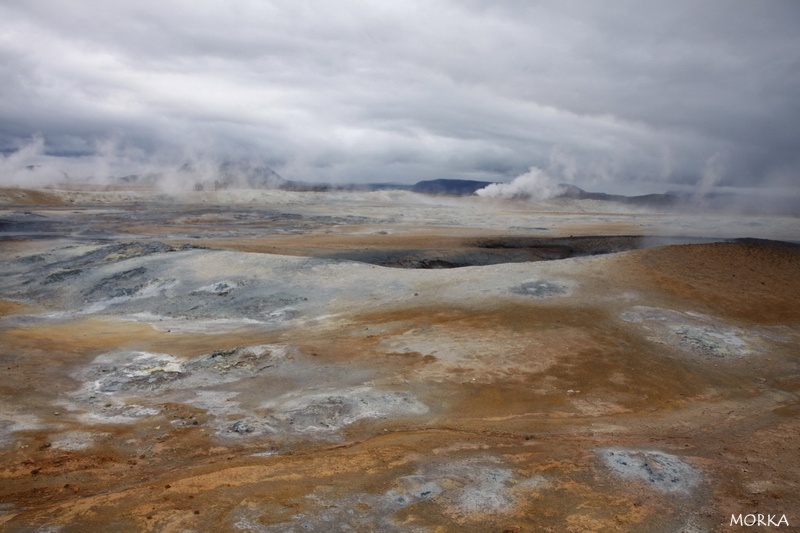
279 181 406 192
277 178 494 196
410 179 494 195
554 184 680 207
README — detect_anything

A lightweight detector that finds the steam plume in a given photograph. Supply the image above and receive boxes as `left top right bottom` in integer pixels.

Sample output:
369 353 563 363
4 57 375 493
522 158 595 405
474 167 567 200
0 135 68 187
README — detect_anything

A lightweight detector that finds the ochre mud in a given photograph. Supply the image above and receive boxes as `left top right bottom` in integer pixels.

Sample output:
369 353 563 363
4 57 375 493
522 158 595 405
619 240 800 323
0 206 798 531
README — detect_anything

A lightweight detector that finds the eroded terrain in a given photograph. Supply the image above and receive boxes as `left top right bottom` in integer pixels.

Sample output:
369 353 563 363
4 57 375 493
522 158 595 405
0 189 799 532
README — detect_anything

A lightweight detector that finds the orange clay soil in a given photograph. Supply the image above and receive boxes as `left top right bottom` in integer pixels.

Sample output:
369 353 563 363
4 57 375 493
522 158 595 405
0 239 798 532
0 300 32 316
0 188 69 206
617 240 800 323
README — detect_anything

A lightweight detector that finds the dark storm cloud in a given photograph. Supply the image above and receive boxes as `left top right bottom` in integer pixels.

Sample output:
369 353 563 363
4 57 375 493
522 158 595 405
1 0 799 191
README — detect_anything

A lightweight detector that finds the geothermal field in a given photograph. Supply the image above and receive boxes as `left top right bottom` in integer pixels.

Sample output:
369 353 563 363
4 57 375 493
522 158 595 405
0 187 798 532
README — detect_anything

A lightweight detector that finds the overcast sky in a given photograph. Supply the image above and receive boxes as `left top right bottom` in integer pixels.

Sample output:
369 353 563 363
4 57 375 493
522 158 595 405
1 0 799 192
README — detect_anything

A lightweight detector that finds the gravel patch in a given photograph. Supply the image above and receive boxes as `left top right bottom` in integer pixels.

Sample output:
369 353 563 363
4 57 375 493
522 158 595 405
599 448 700 493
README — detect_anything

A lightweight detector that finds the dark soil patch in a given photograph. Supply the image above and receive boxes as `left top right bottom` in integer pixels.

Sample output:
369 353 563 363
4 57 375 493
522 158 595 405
320 235 719 268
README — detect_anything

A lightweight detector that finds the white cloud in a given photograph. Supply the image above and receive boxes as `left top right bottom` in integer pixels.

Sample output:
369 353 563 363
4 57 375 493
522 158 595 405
1 0 799 191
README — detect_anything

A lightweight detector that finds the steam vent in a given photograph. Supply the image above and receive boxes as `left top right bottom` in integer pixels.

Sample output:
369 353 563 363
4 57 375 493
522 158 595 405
1 186 798 532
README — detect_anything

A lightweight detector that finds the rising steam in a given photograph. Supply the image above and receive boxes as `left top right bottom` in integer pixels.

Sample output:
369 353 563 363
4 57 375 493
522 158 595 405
474 167 568 200
0 135 69 187
0 135 285 192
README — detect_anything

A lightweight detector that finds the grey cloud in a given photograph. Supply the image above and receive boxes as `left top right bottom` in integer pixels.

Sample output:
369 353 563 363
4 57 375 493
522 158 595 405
1 0 799 192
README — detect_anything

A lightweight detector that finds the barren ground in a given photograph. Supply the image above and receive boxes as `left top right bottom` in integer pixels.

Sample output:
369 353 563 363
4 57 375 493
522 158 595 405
0 189 798 532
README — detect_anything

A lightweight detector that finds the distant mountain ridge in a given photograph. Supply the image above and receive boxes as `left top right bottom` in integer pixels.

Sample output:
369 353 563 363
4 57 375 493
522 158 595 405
114 171 683 207
555 183 681 207
39 167 798 214
279 178 494 195
399 179 682 208
410 179 495 195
